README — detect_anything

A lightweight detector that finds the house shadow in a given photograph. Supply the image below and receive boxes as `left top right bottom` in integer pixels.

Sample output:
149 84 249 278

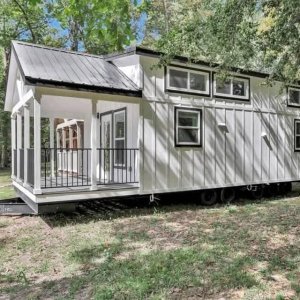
41 186 300 228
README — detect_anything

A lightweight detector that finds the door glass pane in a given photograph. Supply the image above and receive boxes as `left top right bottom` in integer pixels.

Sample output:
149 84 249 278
216 78 231 94
178 111 199 127
190 73 206 91
233 79 246 96
178 128 199 143
290 89 300 104
115 140 125 165
115 112 125 138
169 69 188 89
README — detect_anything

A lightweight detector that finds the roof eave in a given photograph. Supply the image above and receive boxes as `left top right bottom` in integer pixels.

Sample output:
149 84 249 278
24 77 143 98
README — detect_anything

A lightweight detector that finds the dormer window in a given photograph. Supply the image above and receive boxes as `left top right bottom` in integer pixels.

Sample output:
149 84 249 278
166 66 210 96
213 74 250 101
288 87 300 107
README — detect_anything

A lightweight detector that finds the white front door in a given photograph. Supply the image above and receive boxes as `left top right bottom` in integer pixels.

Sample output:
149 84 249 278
100 113 113 182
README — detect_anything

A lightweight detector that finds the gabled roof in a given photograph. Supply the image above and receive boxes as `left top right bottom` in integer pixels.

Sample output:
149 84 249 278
11 41 141 96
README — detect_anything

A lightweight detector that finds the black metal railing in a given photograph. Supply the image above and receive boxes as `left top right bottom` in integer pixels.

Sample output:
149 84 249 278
19 149 24 181
41 148 91 188
98 148 139 185
13 149 17 177
27 149 34 186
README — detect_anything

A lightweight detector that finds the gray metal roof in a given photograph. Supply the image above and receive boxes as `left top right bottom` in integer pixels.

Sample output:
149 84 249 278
12 41 141 96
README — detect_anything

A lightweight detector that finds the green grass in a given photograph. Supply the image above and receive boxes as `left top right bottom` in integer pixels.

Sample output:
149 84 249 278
0 168 16 200
0 195 300 299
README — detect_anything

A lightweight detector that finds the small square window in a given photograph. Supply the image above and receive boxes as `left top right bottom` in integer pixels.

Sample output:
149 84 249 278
190 73 206 91
233 79 245 96
294 119 300 151
288 88 300 106
175 107 202 147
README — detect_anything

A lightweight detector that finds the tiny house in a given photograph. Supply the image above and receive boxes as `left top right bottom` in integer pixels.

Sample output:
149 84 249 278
5 41 300 213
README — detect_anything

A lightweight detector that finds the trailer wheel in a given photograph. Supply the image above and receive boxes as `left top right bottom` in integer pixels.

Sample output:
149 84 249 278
279 182 292 195
200 189 218 206
250 185 264 199
264 183 279 197
220 187 236 203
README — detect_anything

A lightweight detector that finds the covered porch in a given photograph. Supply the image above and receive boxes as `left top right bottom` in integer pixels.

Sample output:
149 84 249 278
11 87 140 195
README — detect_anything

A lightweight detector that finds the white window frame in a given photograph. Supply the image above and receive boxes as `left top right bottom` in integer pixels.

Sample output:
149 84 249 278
175 107 202 147
166 66 210 95
113 109 126 167
213 75 250 100
295 119 300 151
288 87 300 107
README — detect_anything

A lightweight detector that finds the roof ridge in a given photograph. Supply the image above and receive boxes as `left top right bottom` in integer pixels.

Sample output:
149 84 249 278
12 40 104 59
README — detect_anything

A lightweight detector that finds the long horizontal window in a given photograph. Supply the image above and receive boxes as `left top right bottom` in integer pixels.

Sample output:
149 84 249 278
175 107 202 147
288 87 300 107
213 74 250 101
166 66 210 96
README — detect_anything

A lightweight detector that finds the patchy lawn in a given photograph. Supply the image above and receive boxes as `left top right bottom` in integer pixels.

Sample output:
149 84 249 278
0 193 300 299
0 169 16 201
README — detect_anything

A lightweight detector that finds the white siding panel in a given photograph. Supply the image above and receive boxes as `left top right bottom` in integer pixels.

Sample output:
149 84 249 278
269 113 278 181
253 112 262 182
244 111 253 182
235 110 244 184
277 114 285 180
225 109 235 184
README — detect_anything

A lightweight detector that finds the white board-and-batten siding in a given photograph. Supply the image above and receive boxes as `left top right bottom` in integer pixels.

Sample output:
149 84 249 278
129 55 300 194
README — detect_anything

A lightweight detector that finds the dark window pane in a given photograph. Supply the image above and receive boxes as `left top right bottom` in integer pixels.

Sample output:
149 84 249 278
296 122 300 135
289 89 300 104
115 140 125 165
233 79 246 96
115 113 125 138
190 73 206 91
296 136 300 149
178 111 198 127
178 128 199 143
169 69 188 89
216 78 231 94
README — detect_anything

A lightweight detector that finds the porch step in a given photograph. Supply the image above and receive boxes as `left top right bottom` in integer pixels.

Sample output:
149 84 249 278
0 198 36 215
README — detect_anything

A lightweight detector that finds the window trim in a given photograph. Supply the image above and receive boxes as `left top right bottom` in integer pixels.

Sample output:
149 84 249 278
166 65 211 97
294 119 300 152
212 72 250 101
113 108 127 168
287 86 300 108
174 107 202 147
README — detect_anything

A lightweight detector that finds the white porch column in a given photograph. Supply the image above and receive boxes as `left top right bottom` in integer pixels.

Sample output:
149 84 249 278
77 123 81 148
69 126 73 148
16 111 22 181
56 130 60 148
33 97 41 194
11 116 16 179
49 118 55 177
23 104 30 187
90 99 98 190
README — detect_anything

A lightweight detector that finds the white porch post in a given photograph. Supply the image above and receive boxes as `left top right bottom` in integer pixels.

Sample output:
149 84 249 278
11 116 16 179
90 99 98 190
69 126 73 148
49 118 55 177
23 104 30 186
16 111 22 181
33 97 41 194
56 130 60 148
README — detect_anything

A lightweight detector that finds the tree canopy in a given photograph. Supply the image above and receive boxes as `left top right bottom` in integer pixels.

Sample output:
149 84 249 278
144 0 300 84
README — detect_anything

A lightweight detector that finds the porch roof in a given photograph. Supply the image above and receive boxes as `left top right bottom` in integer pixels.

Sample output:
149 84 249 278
12 41 142 96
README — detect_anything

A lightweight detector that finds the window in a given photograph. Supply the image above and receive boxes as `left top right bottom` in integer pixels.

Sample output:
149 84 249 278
288 87 300 107
213 74 250 101
175 107 202 147
113 109 126 166
295 119 300 151
167 66 210 96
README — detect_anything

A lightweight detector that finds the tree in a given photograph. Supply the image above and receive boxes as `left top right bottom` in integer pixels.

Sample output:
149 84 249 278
144 0 300 84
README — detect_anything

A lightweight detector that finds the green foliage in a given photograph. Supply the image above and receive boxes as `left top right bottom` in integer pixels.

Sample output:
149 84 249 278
145 0 300 83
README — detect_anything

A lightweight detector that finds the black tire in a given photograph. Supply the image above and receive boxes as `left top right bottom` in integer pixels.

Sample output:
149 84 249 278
250 185 264 199
264 183 279 197
220 187 236 203
200 189 218 206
